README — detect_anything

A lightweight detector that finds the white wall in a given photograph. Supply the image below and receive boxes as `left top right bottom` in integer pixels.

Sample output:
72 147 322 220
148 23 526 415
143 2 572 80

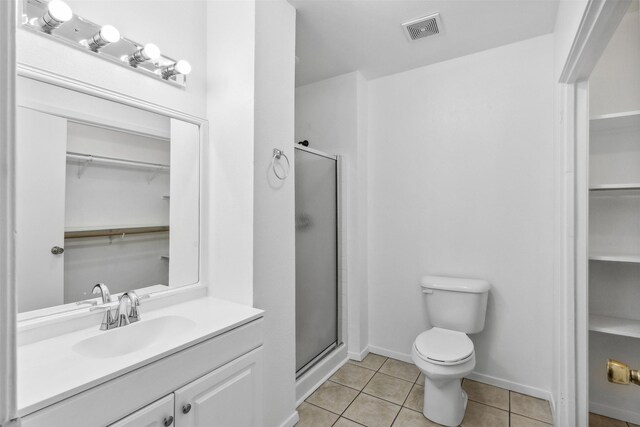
253 1 298 427
205 0 256 305
367 35 555 397
295 71 369 359
17 0 207 118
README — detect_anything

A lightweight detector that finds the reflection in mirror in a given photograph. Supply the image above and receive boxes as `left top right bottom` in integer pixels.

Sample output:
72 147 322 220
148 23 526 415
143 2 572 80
64 122 170 303
16 77 200 315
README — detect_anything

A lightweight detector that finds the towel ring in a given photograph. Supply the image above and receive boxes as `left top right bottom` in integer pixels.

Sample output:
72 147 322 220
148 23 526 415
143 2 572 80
271 148 290 180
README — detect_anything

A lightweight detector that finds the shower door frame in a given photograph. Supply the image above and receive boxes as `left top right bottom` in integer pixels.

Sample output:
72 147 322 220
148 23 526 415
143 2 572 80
294 145 343 379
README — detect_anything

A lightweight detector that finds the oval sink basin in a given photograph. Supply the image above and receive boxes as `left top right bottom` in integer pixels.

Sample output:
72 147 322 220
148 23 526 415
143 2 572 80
72 315 196 359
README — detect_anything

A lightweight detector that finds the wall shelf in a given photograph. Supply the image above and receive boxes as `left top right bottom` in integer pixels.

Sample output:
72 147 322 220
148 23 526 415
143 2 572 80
589 253 640 263
590 314 640 339
590 110 640 132
590 183 640 191
65 225 169 239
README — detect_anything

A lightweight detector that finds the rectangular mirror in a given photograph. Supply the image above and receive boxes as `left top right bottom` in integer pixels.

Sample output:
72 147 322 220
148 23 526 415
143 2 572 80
16 76 200 315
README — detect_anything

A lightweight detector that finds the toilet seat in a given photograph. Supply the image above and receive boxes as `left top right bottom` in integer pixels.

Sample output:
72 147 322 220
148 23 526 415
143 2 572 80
414 327 474 366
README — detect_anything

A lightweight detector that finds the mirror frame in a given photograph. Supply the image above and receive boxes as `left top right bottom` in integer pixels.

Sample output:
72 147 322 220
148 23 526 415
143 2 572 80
14 62 208 323
1 0 17 423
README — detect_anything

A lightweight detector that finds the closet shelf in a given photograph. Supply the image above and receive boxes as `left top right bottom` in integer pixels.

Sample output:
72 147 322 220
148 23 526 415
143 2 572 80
65 225 170 239
590 110 640 132
590 314 640 339
590 183 640 191
589 254 640 263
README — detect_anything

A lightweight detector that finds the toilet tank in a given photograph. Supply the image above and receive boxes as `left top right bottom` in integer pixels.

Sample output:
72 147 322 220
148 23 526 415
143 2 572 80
421 275 490 334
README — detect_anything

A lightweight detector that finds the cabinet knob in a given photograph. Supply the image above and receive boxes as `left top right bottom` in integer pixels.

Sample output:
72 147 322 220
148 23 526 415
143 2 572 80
163 416 174 426
51 246 64 255
182 403 192 414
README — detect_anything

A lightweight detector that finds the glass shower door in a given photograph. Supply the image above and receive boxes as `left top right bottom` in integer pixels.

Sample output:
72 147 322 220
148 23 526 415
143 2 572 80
295 147 338 375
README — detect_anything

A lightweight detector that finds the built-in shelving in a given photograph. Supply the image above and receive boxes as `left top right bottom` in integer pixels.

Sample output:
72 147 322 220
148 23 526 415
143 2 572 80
590 183 640 191
589 254 640 263
590 110 640 132
64 225 169 239
590 314 640 339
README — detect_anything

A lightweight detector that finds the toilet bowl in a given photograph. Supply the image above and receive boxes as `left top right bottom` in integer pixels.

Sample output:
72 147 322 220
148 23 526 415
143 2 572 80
411 327 476 426
413 276 490 426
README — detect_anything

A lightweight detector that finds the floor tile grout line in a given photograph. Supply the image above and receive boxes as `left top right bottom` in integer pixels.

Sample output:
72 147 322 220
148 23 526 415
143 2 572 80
360 390 409 408
304 400 345 418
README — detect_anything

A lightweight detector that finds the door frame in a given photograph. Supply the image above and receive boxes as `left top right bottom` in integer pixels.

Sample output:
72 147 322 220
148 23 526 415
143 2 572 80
556 1 630 425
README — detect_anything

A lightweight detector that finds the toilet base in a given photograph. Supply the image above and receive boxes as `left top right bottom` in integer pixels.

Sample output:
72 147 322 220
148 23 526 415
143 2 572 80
423 378 468 427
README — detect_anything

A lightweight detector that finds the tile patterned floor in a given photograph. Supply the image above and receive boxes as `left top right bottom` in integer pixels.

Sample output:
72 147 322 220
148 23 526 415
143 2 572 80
295 353 554 427
589 412 640 427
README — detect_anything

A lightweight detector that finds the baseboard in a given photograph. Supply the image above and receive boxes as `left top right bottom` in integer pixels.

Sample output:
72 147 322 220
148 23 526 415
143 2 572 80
590 402 640 425
296 344 349 406
466 372 552 403
279 411 299 427
368 345 413 363
368 344 554 408
347 345 369 362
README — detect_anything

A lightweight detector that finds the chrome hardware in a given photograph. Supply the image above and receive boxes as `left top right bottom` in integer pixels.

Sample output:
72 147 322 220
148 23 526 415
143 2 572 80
163 416 174 426
126 291 141 323
51 246 64 255
182 403 192 414
90 284 143 330
92 283 116 330
116 294 132 327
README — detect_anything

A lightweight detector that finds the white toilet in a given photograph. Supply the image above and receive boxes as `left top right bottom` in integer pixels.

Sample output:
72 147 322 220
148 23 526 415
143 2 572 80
411 275 490 426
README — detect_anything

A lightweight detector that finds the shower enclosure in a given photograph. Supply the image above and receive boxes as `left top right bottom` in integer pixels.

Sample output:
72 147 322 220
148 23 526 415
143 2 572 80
295 146 340 377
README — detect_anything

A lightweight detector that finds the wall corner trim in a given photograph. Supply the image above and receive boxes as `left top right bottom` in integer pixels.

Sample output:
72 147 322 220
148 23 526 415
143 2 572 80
559 0 631 83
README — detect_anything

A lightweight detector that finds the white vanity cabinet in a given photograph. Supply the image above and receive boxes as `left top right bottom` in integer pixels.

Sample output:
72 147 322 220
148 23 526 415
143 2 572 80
107 346 263 427
174 347 263 427
109 395 175 427
19 313 264 427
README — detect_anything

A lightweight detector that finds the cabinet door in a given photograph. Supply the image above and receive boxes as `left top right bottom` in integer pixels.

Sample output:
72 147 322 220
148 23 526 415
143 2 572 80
174 347 263 427
16 107 67 312
109 394 175 427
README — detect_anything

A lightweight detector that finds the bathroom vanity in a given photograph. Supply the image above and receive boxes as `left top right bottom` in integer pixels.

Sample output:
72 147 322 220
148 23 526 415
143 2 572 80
18 296 264 427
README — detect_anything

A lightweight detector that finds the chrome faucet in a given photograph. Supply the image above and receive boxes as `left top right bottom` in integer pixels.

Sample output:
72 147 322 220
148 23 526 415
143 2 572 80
116 291 141 327
92 283 115 330
91 284 142 330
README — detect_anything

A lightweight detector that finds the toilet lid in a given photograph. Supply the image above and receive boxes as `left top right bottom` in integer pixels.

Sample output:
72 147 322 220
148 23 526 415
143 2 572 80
414 328 474 365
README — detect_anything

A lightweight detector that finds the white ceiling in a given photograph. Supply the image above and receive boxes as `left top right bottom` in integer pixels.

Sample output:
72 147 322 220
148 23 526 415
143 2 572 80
288 0 560 87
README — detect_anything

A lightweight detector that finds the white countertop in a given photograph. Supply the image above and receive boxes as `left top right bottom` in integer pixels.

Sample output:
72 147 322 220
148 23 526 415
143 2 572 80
17 296 263 417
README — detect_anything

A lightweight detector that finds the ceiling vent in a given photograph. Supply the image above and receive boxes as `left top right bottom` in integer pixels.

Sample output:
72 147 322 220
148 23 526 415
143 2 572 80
402 13 442 42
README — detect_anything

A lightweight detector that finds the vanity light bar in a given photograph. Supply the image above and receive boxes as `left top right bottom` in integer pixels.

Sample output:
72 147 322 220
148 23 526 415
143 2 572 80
21 0 191 88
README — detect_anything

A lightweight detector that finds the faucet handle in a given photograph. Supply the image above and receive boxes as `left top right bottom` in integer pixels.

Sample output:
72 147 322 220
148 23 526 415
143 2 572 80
125 291 141 323
117 294 131 327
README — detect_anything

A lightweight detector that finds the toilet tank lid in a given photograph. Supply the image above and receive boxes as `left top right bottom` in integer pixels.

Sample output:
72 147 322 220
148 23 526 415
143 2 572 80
420 276 490 293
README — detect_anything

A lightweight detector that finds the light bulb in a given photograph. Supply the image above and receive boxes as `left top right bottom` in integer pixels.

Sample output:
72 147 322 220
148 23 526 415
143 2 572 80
87 25 120 50
161 60 192 79
39 0 72 32
128 43 161 65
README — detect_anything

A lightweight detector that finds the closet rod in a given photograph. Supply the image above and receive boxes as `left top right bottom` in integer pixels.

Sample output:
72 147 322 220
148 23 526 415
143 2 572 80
66 152 170 170
65 225 170 239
